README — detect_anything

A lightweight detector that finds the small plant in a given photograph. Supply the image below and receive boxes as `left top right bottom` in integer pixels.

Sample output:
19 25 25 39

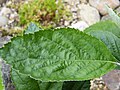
18 0 71 28
0 7 120 90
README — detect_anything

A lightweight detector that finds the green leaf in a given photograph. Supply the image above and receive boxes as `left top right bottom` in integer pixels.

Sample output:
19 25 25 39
11 69 40 90
38 81 63 90
13 23 64 90
0 61 4 90
85 20 120 61
11 69 90 90
85 20 120 38
11 69 63 90
0 28 117 81
105 5 120 28
24 22 42 34
62 81 90 90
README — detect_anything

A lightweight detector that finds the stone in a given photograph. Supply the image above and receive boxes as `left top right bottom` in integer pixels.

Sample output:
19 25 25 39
101 15 112 21
9 12 19 22
71 6 78 12
79 4 100 25
0 31 2 37
115 6 120 15
0 16 8 27
72 13 78 19
90 77 109 90
89 0 120 15
0 36 11 48
2 61 15 90
80 0 88 3
0 0 6 4
64 21 70 26
69 21 89 31
63 0 80 5
0 7 12 16
102 70 120 90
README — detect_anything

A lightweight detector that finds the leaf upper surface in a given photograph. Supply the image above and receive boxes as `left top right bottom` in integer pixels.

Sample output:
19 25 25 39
85 21 120 61
11 69 90 90
11 69 39 90
0 28 116 81
62 81 90 90
38 81 63 90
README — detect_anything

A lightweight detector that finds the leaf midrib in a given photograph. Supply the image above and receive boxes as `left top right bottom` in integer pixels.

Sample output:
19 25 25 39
13 58 116 64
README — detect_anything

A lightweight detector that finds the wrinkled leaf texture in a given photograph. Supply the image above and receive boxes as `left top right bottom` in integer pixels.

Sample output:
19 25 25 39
85 21 120 61
11 69 39 90
11 24 91 90
0 28 117 82
12 69 90 90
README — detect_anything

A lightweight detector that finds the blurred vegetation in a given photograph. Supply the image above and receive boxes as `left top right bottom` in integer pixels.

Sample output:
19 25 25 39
17 0 71 29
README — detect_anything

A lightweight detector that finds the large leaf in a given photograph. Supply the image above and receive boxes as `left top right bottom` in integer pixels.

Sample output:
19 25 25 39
38 81 90 90
85 20 120 38
11 69 90 90
12 23 64 90
11 69 40 90
62 81 90 90
11 69 64 90
38 81 63 90
0 28 117 81
85 21 120 61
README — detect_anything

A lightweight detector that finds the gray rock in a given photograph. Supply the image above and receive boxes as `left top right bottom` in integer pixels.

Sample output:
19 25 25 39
102 70 120 90
0 16 8 27
115 6 120 14
79 4 100 25
70 21 89 31
63 0 80 5
80 0 88 3
0 0 7 4
0 36 11 48
0 7 12 16
89 0 120 15
0 36 14 90
1 61 15 90
64 21 70 26
101 15 112 21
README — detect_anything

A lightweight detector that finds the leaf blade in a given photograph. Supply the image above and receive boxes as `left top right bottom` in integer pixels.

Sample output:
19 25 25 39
11 69 64 90
85 21 120 61
38 81 63 90
0 28 117 81
62 81 90 90
11 69 40 90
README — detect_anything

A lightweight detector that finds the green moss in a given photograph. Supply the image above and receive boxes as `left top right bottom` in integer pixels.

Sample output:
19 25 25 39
18 0 71 29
